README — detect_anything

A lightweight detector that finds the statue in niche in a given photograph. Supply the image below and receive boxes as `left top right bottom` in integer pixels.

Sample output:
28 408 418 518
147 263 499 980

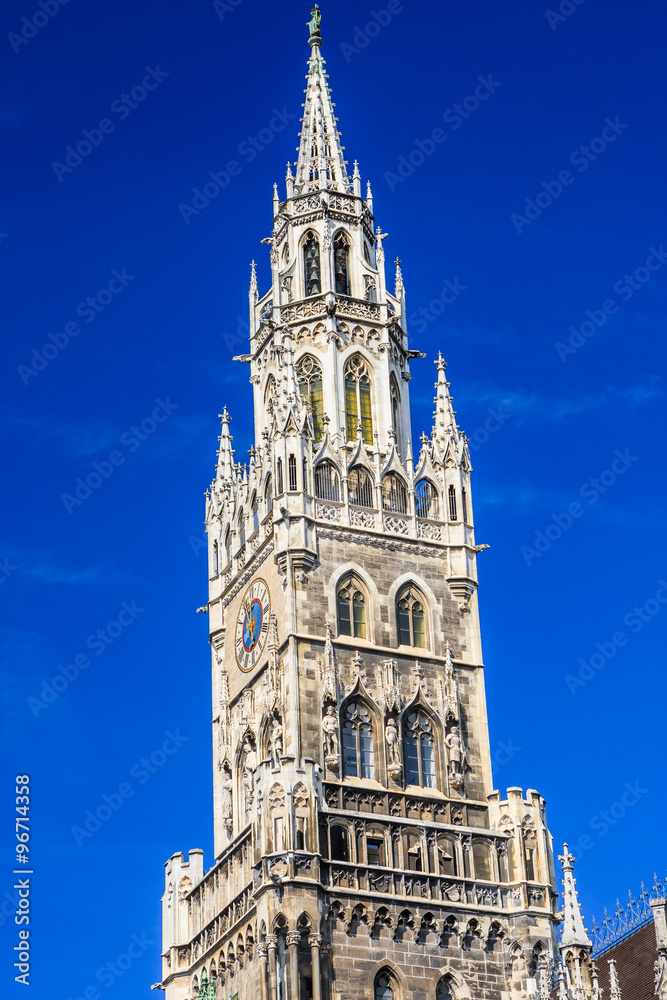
270 714 283 768
322 704 339 758
242 734 256 811
384 716 402 779
445 725 465 790
221 768 233 833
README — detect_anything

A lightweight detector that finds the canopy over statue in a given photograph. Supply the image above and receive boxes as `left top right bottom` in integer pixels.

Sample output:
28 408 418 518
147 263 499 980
308 5 321 38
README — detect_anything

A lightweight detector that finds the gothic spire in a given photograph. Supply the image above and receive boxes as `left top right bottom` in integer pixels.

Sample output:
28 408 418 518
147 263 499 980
431 352 458 448
608 960 622 1000
559 844 593 949
294 6 349 194
216 407 235 483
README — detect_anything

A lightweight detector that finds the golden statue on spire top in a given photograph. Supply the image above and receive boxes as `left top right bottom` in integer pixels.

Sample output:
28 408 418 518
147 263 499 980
307 4 321 38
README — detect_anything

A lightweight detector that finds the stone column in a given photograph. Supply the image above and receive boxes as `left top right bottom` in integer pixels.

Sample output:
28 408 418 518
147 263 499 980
309 934 322 1000
267 934 278 1000
287 931 301 1000
259 944 269 1000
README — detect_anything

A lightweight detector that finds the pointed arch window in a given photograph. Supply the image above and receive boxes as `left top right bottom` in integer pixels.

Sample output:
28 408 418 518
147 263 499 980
337 581 366 638
381 473 408 513
436 977 453 1000
296 355 324 441
314 461 340 501
415 480 439 520
213 540 219 575
303 233 321 297
403 710 436 788
375 972 395 1000
448 485 458 521
397 588 426 648
344 355 373 445
348 466 374 508
264 375 276 414
342 700 374 778
224 528 232 565
461 487 468 524
265 474 273 511
277 458 284 496
238 510 246 549
334 231 350 295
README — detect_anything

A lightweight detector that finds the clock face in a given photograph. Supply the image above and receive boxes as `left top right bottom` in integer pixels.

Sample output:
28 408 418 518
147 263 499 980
235 579 270 672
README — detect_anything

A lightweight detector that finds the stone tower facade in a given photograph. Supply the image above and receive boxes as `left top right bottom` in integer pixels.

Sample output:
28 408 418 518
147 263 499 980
159 10 576 1000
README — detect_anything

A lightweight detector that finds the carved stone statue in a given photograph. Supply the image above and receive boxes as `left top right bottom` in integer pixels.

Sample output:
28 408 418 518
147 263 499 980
385 717 399 764
221 772 233 833
322 704 339 757
445 726 465 791
445 726 464 771
242 735 256 811
270 715 283 768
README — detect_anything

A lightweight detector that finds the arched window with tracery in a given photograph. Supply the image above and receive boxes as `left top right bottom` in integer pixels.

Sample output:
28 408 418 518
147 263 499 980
375 971 395 1000
397 587 426 648
448 484 458 521
382 473 407 513
403 709 436 788
296 355 324 441
314 461 340 501
303 232 321 297
348 466 374 508
337 580 366 638
342 700 374 778
415 480 439 520
334 231 350 295
344 355 373 444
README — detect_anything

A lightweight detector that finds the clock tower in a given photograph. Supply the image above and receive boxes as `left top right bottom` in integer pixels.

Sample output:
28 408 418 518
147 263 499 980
160 10 567 1000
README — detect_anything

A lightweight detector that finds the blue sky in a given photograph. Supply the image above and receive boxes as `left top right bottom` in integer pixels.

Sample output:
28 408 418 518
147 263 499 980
1 0 666 995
